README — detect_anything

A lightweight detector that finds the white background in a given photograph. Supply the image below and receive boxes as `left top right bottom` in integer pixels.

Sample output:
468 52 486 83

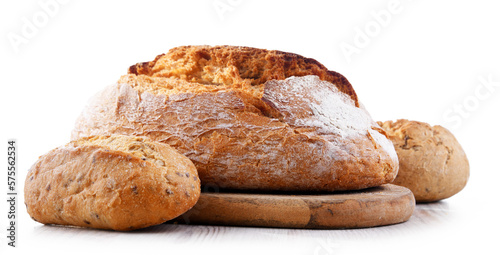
1 0 499 254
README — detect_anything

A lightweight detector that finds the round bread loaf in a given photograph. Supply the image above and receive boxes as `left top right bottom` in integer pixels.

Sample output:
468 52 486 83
378 119 469 202
72 45 399 191
24 135 200 231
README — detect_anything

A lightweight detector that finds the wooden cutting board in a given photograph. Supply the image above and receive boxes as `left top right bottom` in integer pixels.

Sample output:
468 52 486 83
173 184 415 229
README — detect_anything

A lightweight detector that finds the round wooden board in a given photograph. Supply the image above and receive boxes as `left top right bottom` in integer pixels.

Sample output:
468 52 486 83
173 184 415 229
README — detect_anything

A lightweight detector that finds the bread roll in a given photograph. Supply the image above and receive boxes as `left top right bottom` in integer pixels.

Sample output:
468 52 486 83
378 119 469 202
24 135 200 231
72 45 398 191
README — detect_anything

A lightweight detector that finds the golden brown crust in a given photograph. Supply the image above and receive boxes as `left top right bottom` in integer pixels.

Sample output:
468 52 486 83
24 135 200 231
72 46 399 191
126 45 358 106
378 119 469 202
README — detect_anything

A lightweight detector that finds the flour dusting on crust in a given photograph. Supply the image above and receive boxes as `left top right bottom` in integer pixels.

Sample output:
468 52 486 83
262 75 397 161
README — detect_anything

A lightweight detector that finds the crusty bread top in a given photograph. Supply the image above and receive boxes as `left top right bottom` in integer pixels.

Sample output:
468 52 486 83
71 135 202 179
73 135 167 167
119 45 358 107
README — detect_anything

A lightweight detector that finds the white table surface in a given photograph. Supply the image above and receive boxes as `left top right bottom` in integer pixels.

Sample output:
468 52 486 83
1 0 499 254
12 181 496 255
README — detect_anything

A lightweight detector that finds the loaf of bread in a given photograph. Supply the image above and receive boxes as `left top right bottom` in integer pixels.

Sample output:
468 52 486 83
24 135 200 231
378 119 469 202
72 45 399 191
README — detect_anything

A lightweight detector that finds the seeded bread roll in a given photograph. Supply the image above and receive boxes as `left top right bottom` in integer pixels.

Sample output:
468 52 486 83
72 45 399 191
378 119 469 202
24 135 200 231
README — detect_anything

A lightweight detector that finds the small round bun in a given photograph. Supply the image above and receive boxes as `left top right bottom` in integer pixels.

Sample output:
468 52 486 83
378 119 469 202
24 135 200 231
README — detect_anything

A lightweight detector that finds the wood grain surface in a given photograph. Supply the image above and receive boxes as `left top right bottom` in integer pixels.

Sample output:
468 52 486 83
174 184 415 229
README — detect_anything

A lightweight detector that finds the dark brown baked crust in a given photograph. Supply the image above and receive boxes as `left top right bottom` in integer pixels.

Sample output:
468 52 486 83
128 45 358 106
72 46 399 191
24 135 200 231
